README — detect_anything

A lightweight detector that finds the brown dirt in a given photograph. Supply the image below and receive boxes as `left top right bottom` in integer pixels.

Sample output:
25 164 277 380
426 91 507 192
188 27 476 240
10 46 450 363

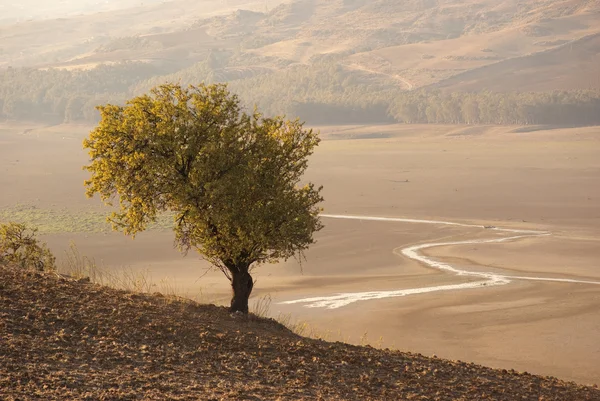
1 264 599 401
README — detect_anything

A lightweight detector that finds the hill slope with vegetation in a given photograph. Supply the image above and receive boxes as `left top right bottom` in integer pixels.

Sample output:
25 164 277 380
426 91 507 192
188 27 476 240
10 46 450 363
1 264 600 400
0 0 599 125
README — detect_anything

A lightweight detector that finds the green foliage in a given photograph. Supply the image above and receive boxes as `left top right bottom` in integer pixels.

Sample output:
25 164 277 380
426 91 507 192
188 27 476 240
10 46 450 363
0 222 56 272
388 90 600 125
228 62 397 121
2 56 599 126
0 63 165 123
130 61 215 95
0 204 174 234
83 83 323 282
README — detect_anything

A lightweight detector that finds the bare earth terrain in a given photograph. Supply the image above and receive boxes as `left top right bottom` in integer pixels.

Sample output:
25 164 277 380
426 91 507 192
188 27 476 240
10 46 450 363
1 123 599 385
3 265 600 400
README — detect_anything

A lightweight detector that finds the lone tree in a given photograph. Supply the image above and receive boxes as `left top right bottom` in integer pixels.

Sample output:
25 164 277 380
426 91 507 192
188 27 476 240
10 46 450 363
83 83 323 313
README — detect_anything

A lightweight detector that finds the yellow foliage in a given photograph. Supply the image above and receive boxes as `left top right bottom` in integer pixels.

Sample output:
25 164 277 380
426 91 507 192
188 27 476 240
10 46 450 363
0 222 56 272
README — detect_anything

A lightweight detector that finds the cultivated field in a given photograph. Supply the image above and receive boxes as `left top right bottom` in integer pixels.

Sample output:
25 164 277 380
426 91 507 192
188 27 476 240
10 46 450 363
1 122 599 384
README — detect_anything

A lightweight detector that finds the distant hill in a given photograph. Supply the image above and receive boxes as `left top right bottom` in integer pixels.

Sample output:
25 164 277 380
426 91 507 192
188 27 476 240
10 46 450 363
2 0 598 85
0 0 166 24
0 0 276 68
429 32 600 92
2 264 599 400
0 0 598 124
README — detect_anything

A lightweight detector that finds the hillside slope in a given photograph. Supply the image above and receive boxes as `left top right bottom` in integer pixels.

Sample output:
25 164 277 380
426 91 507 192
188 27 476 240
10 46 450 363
0 0 274 68
429 32 600 92
1 0 599 125
0 0 165 24
1 265 599 400
1 0 598 89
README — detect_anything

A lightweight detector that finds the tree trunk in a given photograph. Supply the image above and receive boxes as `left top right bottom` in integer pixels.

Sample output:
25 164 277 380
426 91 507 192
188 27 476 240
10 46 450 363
229 268 253 314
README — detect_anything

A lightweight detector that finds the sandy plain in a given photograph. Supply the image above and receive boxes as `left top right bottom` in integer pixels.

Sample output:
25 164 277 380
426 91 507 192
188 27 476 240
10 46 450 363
0 122 599 385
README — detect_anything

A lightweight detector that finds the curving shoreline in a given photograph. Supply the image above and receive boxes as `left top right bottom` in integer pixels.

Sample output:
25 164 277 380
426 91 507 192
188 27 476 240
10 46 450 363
281 214 600 309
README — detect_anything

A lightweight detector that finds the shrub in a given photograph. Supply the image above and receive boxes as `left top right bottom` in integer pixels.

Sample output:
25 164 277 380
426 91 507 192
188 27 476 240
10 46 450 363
0 222 56 272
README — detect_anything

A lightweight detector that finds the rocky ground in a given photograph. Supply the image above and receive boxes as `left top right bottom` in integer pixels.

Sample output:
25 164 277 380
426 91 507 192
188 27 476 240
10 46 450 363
1 264 599 400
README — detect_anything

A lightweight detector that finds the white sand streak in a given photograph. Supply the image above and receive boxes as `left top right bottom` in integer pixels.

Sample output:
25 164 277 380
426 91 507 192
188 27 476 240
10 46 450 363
280 214 600 309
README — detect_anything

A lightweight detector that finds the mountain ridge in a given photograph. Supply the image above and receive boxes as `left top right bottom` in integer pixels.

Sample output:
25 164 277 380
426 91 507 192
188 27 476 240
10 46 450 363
1 0 598 124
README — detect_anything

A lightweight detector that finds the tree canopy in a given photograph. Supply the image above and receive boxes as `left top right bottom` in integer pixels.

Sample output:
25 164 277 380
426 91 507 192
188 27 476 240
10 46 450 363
83 83 323 313
2 61 599 126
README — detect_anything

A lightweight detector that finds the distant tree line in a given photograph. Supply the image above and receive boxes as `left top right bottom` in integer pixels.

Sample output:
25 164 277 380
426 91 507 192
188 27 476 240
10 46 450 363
0 63 166 123
388 90 600 126
1 60 600 126
226 62 398 124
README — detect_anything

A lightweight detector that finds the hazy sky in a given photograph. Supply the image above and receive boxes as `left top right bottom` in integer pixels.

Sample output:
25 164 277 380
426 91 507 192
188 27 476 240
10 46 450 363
0 0 167 22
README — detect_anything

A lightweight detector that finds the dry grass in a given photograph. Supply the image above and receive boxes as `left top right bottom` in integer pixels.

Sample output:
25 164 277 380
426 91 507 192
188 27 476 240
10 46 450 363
251 293 343 341
60 244 323 338
59 242 189 302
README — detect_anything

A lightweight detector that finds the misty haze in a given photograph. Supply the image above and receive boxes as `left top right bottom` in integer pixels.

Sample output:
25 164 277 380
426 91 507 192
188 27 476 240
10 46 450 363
1 0 599 399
